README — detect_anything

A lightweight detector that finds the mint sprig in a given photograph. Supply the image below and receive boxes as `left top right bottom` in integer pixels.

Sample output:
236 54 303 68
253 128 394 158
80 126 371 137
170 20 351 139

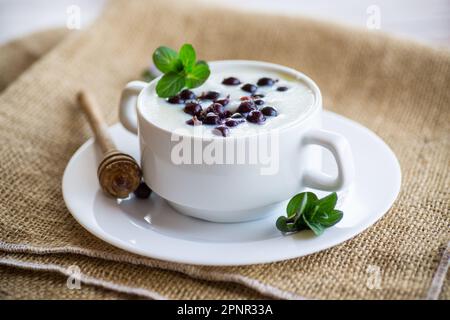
152 44 210 98
276 192 343 236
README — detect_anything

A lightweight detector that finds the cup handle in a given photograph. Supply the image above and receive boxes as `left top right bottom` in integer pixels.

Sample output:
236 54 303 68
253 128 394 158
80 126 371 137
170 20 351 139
118 80 147 134
302 128 355 191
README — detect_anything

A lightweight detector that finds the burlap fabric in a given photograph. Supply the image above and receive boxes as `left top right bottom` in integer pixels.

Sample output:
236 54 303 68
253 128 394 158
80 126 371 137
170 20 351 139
0 0 448 299
0 263 137 300
0 28 68 92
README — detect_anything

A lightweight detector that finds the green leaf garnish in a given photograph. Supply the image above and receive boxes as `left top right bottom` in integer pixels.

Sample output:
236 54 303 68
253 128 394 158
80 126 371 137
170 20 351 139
286 192 317 218
152 44 210 98
303 219 325 236
315 192 337 213
316 209 343 227
276 192 342 236
179 44 196 71
185 61 210 88
276 216 293 233
152 46 180 73
155 72 186 98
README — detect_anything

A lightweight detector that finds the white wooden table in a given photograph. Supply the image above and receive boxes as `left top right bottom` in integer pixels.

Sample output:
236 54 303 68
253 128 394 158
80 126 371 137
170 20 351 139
0 0 449 47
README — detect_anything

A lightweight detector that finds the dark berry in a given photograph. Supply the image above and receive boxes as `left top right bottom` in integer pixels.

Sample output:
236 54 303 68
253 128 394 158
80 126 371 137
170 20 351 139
254 99 264 106
247 110 266 124
222 77 241 85
257 77 275 86
261 106 278 117
179 89 196 100
222 110 232 118
277 86 289 92
186 117 203 126
236 101 256 115
203 112 221 125
225 119 242 127
241 83 257 93
215 97 230 106
134 182 152 199
205 103 225 117
200 91 220 100
230 113 245 120
167 95 184 104
252 94 265 98
184 102 202 116
213 125 230 137
196 112 205 122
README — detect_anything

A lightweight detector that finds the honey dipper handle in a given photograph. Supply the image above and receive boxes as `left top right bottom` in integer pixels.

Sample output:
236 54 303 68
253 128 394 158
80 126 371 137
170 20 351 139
77 91 116 154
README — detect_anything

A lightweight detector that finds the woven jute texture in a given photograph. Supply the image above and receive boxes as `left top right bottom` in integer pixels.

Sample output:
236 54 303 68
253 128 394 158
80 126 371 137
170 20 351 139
0 28 67 92
0 252 266 299
0 0 449 299
0 264 138 300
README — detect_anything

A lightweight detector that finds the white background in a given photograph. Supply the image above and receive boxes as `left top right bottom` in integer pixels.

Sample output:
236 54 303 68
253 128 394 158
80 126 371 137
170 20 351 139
0 0 449 47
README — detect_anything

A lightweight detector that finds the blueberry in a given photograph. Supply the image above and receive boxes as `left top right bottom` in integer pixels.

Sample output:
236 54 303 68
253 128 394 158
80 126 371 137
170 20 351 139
222 110 232 118
252 94 265 98
203 112 221 125
205 103 225 117
213 125 230 137
215 97 230 106
236 101 256 115
186 116 203 126
230 113 245 120
179 89 196 100
261 106 278 117
246 110 266 124
277 86 289 92
222 77 241 85
225 119 242 127
257 77 275 86
134 182 152 199
200 91 220 100
184 102 202 116
241 83 257 93
254 99 264 106
167 95 184 104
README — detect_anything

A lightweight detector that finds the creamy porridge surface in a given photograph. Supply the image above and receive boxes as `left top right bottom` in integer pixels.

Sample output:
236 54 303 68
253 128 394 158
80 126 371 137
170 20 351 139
142 65 316 138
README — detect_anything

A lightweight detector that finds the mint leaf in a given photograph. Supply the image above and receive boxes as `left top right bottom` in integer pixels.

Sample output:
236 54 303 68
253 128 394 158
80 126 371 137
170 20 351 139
179 44 196 71
276 216 293 233
286 194 303 218
155 72 186 98
316 209 343 227
286 192 317 218
151 44 210 98
315 192 337 212
294 214 308 229
185 61 210 88
276 216 305 233
276 191 343 237
303 204 320 223
153 46 179 73
303 219 325 236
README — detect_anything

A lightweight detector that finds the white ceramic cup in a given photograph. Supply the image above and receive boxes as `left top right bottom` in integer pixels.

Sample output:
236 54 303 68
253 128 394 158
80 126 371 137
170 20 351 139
119 60 354 222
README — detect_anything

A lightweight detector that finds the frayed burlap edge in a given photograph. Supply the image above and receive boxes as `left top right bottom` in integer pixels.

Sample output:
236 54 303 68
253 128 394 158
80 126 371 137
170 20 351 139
0 241 306 300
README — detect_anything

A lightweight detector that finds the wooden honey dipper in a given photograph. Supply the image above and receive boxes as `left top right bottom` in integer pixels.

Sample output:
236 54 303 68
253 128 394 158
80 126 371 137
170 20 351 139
77 91 142 199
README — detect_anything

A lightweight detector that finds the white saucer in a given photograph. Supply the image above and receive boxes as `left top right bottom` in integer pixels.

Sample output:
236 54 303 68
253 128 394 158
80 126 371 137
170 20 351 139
62 111 401 266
